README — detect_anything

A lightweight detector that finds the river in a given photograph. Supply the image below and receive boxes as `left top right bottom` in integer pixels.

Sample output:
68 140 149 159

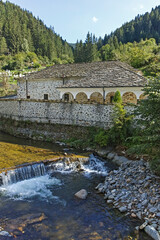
0 132 151 240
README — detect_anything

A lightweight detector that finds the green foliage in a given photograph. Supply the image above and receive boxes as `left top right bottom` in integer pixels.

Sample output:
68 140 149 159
0 1 73 67
33 62 41 68
128 77 160 175
74 32 100 63
94 130 109 147
102 6 160 45
108 103 133 145
99 38 160 76
113 90 122 103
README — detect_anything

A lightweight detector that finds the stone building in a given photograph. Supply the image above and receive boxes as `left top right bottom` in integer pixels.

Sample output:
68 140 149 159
18 61 147 104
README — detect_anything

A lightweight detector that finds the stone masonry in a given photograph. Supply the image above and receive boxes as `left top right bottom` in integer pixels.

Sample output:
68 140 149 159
0 99 115 129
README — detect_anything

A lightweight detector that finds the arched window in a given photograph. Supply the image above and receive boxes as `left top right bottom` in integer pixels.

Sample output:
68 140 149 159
105 92 115 104
90 92 103 104
139 94 147 100
122 92 137 104
76 92 88 103
62 92 74 102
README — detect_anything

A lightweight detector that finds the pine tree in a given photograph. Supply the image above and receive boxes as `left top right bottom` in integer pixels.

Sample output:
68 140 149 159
128 77 160 175
0 37 8 54
0 1 73 63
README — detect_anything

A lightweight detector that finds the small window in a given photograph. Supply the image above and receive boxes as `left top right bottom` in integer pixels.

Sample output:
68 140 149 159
64 93 69 102
44 94 48 100
110 96 114 103
27 95 30 99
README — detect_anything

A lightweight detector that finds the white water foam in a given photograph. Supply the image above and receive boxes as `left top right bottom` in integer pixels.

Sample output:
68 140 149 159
47 154 108 176
81 154 108 177
0 175 62 202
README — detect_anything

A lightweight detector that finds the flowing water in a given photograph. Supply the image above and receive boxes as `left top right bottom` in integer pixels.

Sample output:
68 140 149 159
0 132 151 240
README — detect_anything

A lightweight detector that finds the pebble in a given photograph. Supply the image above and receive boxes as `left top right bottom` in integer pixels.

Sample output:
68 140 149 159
156 213 160 218
150 208 157 213
142 199 148 206
119 206 127 213
131 213 137 218
140 221 148 230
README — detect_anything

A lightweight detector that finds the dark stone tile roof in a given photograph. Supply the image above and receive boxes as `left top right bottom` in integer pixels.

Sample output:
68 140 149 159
22 61 147 87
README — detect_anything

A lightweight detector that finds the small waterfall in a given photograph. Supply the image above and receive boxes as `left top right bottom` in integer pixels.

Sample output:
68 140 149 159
0 163 46 186
47 154 108 176
0 155 108 186
46 157 83 173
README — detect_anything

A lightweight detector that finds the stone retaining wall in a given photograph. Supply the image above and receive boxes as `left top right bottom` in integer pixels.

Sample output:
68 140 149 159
0 99 115 129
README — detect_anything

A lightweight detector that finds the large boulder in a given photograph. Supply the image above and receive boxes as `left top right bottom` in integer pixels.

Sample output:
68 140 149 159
75 189 88 199
112 155 131 165
144 226 160 240
107 152 116 160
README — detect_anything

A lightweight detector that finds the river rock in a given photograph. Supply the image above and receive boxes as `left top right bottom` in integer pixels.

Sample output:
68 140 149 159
131 213 137 218
97 156 160 240
112 155 130 166
140 221 148 230
142 199 148 206
75 189 88 199
156 213 160 218
149 207 157 213
95 183 103 190
96 149 111 157
3 213 47 234
0 231 12 237
107 152 116 160
144 226 160 240
119 206 127 213
136 212 142 220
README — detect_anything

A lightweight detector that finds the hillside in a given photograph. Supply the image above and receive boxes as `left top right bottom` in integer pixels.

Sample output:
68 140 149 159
74 4 160 77
0 1 73 68
102 5 160 46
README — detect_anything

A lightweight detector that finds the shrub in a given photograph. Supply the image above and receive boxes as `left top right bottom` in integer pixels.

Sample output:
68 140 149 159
94 130 109 147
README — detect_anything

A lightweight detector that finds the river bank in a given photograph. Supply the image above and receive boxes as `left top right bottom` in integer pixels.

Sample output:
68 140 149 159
95 151 160 240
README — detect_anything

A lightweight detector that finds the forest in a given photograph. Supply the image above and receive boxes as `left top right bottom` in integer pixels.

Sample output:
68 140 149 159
102 5 160 45
74 5 160 77
0 1 160 78
0 0 73 71
74 35 160 77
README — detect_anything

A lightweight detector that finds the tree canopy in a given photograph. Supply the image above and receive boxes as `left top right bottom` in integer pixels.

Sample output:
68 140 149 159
101 5 160 46
128 78 160 175
0 1 73 63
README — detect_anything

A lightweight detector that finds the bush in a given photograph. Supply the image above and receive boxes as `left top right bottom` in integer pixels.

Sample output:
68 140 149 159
33 62 41 68
113 90 122 103
94 130 109 147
